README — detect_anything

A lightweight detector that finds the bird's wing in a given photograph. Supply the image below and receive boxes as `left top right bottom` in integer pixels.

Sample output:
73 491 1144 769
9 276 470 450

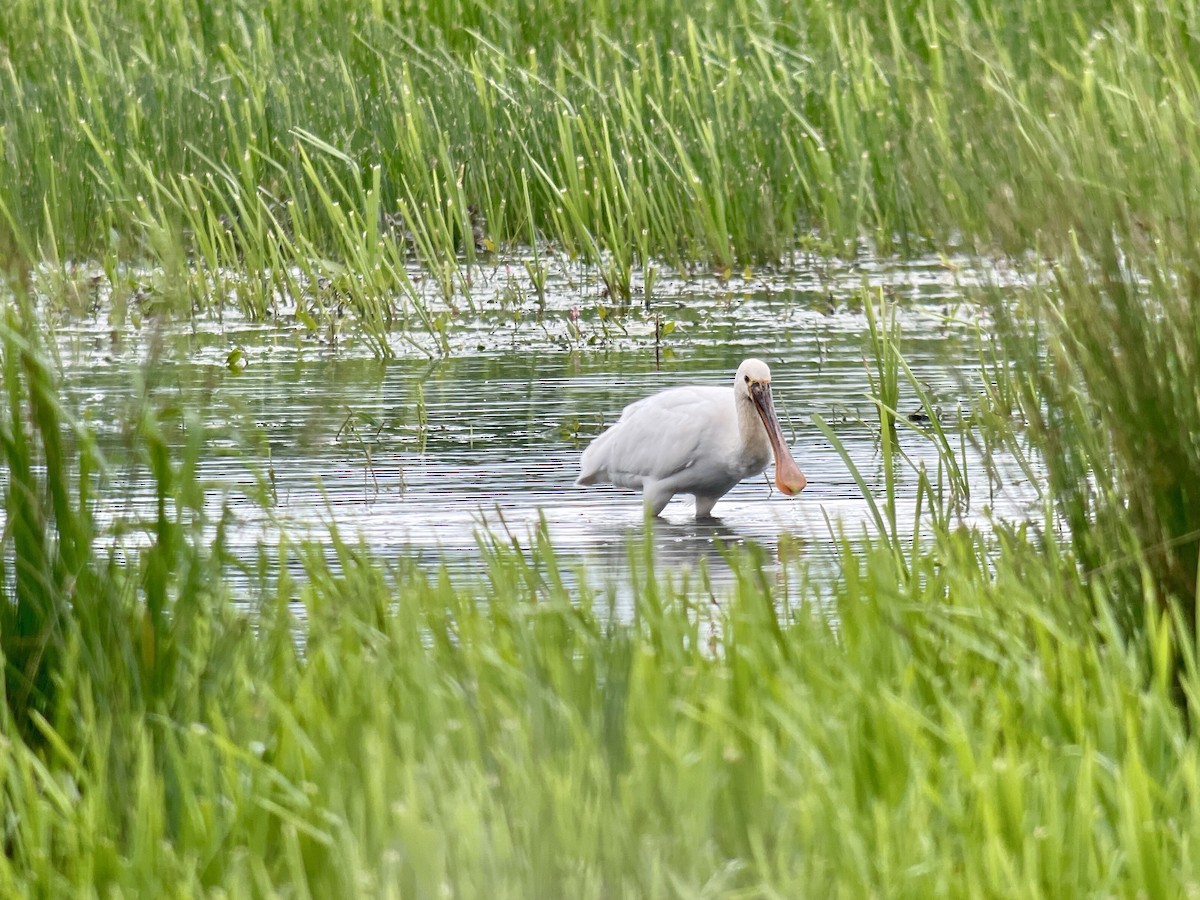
580 385 732 484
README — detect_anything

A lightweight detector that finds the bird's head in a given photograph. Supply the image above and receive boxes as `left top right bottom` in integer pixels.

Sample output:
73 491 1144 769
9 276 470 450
735 358 807 496
736 358 773 396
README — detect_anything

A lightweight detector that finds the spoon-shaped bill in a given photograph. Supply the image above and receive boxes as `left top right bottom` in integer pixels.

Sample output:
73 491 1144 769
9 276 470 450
750 382 808 495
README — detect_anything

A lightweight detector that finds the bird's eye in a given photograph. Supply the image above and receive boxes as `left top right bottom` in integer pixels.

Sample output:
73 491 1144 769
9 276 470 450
744 375 750 383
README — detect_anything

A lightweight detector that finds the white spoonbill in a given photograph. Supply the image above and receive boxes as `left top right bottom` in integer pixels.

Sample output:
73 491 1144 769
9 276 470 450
576 359 808 518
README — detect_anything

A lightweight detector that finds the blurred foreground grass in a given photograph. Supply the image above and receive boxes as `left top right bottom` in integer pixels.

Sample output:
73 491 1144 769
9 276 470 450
2 312 1198 894
0 280 1196 894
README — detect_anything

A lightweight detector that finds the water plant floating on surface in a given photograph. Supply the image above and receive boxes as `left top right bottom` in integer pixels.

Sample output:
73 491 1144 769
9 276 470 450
576 358 807 518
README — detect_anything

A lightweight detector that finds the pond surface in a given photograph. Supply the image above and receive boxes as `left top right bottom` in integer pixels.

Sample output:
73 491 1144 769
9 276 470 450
49 252 1041 603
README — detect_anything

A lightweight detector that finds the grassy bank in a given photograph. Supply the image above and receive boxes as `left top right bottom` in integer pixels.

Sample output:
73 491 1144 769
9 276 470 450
11 537 1200 896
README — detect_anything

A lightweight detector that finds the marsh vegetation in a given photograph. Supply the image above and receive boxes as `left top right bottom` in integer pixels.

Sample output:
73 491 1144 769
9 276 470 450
2 0 1200 894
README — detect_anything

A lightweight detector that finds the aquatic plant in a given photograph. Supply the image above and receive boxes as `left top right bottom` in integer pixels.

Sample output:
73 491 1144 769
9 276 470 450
2 0 1197 321
993 244 1200 639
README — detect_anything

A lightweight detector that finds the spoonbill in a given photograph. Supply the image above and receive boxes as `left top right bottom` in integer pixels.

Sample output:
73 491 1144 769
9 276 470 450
576 359 807 518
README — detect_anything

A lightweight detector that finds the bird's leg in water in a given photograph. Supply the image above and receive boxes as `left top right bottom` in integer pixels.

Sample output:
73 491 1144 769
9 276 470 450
694 495 720 519
643 481 673 517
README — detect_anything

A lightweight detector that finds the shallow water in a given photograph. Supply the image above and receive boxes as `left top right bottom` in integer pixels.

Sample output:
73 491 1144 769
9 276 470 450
47 252 1040 603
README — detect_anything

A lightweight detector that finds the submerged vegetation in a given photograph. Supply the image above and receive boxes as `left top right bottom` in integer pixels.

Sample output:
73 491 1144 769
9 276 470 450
1 0 1200 894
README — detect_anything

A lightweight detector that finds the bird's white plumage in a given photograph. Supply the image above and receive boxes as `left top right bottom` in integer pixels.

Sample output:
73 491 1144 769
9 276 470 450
576 359 805 518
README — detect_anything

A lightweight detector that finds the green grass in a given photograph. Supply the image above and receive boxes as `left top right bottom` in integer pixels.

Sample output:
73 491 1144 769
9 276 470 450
3 0 1199 314
2 0 1200 893
1 441 1197 894
1 329 1198 894
993 242 1200 637
0 269 1196 894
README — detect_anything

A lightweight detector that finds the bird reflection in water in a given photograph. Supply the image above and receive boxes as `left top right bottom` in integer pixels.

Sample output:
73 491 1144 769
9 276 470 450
582 516 805 601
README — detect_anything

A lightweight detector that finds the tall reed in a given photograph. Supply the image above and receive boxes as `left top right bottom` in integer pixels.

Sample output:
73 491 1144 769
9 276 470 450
3 0 1197 326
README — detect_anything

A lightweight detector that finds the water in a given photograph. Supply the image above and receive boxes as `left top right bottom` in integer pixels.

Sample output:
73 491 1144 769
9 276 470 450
46 252 1040 602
